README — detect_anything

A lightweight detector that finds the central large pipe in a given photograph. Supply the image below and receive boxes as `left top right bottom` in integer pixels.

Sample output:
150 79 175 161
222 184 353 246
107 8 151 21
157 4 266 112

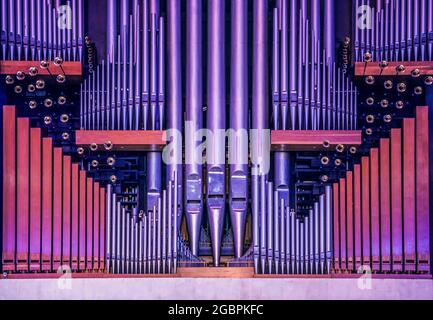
185 0 204 257
207 0 226 267
229 0 249 259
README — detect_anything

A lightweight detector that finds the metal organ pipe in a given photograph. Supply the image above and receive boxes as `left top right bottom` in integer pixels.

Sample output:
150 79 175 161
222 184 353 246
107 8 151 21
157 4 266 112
229 0 249 260
167 0 183 233
185 0 203 258
207 0 226 268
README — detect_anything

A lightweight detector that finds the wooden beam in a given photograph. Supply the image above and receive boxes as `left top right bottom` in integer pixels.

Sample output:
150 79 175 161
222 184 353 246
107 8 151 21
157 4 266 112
0 60 82 76
271 130 362 152
354 61 433 77
75 130 166 151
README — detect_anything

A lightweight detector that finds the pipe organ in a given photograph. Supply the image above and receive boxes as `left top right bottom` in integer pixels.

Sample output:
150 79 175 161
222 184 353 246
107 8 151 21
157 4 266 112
1 0 432 280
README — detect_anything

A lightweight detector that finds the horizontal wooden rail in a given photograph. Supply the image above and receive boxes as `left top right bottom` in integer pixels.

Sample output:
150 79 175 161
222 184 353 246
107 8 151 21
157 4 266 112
271 130 363 152
0 60 82 76
354 61 433 77
75 130 166 152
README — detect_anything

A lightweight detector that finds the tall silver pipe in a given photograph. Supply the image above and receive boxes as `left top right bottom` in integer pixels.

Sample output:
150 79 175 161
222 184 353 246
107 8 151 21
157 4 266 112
206 0 226 267
267 183 274 274
185 0 204 257
230 0 249 260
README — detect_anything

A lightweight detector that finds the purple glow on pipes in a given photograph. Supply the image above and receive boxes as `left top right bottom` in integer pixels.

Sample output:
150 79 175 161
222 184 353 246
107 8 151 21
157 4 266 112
134 3 141 130
324 0 335 62
252 0 269 131
230 0 248 259
207 0 226 267
158 17 165 130
185 0 203 257
289 0 297 129
107 0 117 63
142 0 149 130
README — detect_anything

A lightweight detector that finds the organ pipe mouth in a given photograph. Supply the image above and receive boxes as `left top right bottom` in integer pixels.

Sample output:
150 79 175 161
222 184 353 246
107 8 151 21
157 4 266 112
365 76 375 85
77 147 85 155
36 79 46 90
90 143 99 152
60 114 69 123
29 100 37 109
321 156 330 166
107 157 116 166
5 75 14 85
366 115 375 124
396 64 406 73
411 69 421 78
381 99 389 108
383 114 392 123
336 144 345 153
366 97 375 105
384 80 393 90
104 141 113 151
424 76 433 85
322 140 331 149
16 71 25 81
397 82 407 93
44 116 52 125
364 52 372 62
14 85 23 94
29 67 38 76
27 84 36 93
396 100 405 109
44 98 53 108
40 61 50 69
414 86 423 95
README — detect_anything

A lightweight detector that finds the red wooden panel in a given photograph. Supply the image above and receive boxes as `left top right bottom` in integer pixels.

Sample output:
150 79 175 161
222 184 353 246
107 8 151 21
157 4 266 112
86 178 93 269
370 148 380 270
41 138 53 271
62 156 72 265
353 164 362 270
361 156 371 265
100 187 106 270
2 106 16 271
16 118 30 271
403 119 416 270
346 171 354 271
71 164 79 270
271 130 363 151
379 139 391 271
339 178 347 270
333 183 340 269
79 170 87 270
29 128 42 271
93 182 100 269
390 128 403 271
415 107 430 269
53 148 63 269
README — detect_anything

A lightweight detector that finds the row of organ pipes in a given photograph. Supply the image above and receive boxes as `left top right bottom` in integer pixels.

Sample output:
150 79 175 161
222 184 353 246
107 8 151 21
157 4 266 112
1 0 85 61
355 0 433 62
2 0 432 275
80 0 357 272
